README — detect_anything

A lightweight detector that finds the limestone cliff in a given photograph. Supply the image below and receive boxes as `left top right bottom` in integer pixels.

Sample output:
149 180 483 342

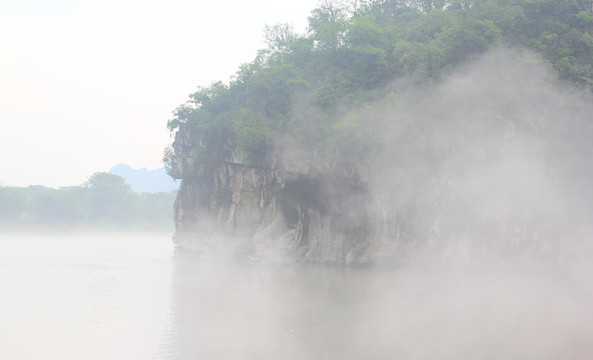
167 49 593 267
168 118 584 267
170 123 380 265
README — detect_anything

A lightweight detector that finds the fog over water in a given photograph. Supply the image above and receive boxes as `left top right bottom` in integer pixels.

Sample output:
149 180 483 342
170 253 593 359
2 48 593 359
1 233 591 359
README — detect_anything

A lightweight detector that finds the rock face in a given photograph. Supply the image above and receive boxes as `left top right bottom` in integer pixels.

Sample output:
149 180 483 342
169 120 576 267
168 49 593 267
170 123 380 265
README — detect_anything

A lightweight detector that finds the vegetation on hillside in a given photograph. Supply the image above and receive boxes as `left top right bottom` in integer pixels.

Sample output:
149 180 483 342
0 173 177 232
164 0 593 176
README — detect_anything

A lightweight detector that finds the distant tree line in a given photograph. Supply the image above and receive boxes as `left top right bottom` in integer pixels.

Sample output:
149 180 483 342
0 173 176 231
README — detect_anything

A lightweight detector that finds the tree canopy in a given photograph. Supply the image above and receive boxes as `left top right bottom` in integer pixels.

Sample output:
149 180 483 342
165 0 593 178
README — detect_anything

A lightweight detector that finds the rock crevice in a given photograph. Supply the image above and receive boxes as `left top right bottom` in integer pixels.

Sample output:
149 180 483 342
171 124 375 265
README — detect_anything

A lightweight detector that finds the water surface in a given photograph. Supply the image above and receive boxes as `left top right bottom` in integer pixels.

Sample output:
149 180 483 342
1 233 592 359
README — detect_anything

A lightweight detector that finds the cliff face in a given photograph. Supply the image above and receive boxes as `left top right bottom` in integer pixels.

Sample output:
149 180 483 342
168 119 575 267
170 123 587 267
168 49 593 267
170 123 382 265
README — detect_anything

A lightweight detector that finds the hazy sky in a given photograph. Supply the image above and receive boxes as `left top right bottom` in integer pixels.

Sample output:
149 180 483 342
0 0 318 187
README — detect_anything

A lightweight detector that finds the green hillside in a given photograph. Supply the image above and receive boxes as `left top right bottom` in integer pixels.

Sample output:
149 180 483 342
164 0 593 175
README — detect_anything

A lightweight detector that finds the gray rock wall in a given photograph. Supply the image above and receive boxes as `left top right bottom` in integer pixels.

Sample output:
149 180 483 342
170 124 378 265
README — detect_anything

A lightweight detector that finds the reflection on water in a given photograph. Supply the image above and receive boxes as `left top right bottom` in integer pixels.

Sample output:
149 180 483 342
1 234 592 360
165 248 593 360
164 249 374 360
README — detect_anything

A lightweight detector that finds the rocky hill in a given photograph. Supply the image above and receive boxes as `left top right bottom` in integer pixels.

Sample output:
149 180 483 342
165 1 593 266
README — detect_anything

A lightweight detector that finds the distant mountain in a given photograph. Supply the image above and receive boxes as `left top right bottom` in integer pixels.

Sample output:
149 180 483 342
109 164 178 193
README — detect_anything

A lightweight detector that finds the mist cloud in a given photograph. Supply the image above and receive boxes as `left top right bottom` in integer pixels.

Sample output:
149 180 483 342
347 46 593 269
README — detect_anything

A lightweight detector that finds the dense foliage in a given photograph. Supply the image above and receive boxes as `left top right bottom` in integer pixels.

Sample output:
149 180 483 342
165 0 593 175
0 173 177 231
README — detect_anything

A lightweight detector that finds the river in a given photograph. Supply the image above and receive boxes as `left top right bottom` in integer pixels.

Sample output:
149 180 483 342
1 233 592 359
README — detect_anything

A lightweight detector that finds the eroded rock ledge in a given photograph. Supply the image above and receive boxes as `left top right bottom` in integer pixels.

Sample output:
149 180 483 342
170 114 578 267
170 123 381 265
